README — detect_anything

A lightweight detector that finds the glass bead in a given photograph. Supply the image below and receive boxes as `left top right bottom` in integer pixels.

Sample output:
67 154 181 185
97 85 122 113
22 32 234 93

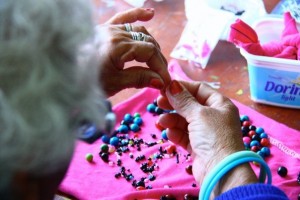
277 166 288 177
161 130 168 140
255 127 264 134
147 103 156 113
130 123 140 132
109 136 119 146
85 153 93 162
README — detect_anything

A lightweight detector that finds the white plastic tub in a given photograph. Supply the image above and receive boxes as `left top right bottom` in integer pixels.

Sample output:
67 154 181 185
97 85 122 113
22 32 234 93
241 17 300 108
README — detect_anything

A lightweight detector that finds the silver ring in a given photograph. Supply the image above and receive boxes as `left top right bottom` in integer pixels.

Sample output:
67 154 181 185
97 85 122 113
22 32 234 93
130 32 148 42
124 23 133 32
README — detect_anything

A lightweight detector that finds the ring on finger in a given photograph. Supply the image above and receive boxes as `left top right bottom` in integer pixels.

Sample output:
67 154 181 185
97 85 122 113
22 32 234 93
130 31 149 42
124 23 133 32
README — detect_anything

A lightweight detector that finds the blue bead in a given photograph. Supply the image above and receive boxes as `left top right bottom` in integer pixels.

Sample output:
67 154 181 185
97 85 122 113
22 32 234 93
130 123 140 132
260 147 271 157
260 133 268 139
240 115 249 122
123 113 133 123
255 127 264 134
109 136 119 146
161 130 168 140
133 117 143 126
101 135 110 144
250 140 260 147
257 151 265 158
155 107 164 114
121 139 129 146
147 103 156 113
118 124 129 133
243 142 250 149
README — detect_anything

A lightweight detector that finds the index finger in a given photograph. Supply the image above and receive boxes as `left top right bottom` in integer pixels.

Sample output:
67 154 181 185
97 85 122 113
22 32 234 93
106 8 155 24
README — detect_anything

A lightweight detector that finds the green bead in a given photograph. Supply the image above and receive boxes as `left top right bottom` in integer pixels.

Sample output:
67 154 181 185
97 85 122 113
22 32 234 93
85 153 93 162
100 144 109 153
133 112 141 118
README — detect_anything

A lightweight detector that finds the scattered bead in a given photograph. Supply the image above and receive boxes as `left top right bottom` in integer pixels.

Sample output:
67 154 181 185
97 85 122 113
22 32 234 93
161 129 168 140
185 165 193 175
297 172 300 184
85 153 93 162
118 124 129 133
277 166 288 177
133 117 143 126
130 123 140 132
109 136 119 146
100 144 109 153
101 135 110 144
99 152 109 163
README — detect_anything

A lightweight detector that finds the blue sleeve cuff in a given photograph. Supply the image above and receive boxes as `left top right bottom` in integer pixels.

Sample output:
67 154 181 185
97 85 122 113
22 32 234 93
215 183 288 200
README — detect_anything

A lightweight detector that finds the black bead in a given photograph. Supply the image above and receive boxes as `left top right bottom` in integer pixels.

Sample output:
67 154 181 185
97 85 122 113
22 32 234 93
249 125 256 131
277 166 288 177
99 152 109 162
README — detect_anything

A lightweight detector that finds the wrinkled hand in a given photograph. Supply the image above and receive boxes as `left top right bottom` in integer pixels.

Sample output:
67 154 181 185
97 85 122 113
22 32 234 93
95 8 171 96
157 80 246 185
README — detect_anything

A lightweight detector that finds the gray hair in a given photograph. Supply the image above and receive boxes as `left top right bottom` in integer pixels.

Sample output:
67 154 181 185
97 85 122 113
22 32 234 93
0 0 106 190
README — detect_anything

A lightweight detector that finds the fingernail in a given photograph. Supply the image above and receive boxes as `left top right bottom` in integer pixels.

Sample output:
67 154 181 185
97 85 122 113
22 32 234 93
150 78 164 89
170 80 183 95
145 8 154 12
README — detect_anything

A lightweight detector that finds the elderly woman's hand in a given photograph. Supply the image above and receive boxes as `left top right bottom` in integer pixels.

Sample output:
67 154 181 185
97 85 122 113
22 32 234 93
95 8 171 96
157 80 257 197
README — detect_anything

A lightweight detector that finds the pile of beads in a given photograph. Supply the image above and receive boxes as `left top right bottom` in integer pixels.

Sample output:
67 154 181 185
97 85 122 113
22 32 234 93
96 110 193 191
240 115 271 159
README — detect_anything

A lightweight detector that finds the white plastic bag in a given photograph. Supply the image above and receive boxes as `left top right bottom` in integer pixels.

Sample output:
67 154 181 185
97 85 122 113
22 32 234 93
170 0 267 68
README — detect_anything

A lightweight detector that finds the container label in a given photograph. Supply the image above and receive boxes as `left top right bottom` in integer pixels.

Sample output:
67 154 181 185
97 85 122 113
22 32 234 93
248 65 300 107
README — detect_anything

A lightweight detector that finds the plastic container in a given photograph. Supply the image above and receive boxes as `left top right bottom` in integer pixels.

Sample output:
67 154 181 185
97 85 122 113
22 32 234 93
240 17 300 109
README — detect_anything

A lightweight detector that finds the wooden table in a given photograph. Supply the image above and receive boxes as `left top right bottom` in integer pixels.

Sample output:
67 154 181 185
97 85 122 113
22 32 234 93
95 0 300 130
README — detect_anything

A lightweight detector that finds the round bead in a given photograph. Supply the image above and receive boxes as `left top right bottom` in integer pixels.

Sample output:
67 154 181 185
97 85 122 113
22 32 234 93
250 146 259 152
184 194 196 200
133 112 141 118
147 103 156 113
155 107 164 114
101 135 110 144
118 124 129 133
260 138 270 147
277 166 288 177
240 115 249 122
248 130 256 138
185 165 193 175
130 123 140 132
161 130 168 140
260 147 271 157
249 125 256 131
85 153 93 162
242 120 251 127
136 186 145 190
133 117 143 126
109 136 119 146
259 133 268 139
100 144 109 153
250 140 260 147
99 152 109 162
255 127 264 134
108 145 116 153
251 134 261 141
257 151 265 159
166 145 176 154
242 136 251 144
123 113 133 123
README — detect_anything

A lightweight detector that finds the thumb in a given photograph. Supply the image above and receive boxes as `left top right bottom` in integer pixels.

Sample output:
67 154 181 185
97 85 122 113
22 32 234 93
166 80 201 121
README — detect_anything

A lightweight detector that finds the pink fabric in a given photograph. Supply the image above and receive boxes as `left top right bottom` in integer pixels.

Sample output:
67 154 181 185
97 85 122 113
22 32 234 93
59 60 300 200
229 12 300 60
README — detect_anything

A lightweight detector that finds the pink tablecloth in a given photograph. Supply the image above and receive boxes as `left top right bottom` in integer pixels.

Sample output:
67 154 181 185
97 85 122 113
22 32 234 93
59 60 300 200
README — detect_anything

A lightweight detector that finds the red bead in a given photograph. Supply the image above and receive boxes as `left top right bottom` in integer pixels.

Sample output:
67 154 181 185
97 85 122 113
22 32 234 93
248 130 256 137
250 146 259 152
166 145 177 154
185 164 193 175
136 186 145 190
242 120 251 127
260 138 270 146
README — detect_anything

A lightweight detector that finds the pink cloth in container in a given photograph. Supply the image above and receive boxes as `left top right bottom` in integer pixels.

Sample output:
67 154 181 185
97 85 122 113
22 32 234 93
59 60 300 200
229 12 300 60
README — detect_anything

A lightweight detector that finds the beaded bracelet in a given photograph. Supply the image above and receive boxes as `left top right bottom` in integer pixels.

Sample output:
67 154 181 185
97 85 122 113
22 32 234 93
199 150 272 200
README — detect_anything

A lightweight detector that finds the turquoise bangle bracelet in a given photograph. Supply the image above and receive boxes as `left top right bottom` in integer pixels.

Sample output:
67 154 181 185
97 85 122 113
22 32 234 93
199 150 272 200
